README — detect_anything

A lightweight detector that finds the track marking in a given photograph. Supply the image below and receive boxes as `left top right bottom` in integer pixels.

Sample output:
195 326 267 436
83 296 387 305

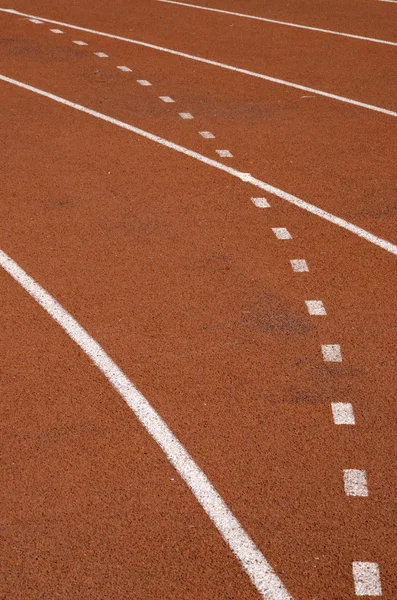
50 28 63 34
0 249 293 600
3 8 397 118
73 40 87 46
216 149 233 157
331 402 355 425
290 259 309 272
157 0 397 47
321 344 342 362
94 51 108 58
252 197 270 208
305 300 326 315
137 79 152 86
352 562 382 596
200 131 215 139
117 65 131 72
272 228 292 240
1 74 397 258
378 0 397 3
159 95 175 102
179 112 194 119
343 470 368 497
28 18 43 24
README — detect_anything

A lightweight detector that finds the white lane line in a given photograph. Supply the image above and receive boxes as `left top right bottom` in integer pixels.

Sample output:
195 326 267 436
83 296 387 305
117 65 132 72
157 0 397 47
379 0 397 3
252 197 270 208
344 470 368 497
179 112 194 119
159 95 175 102
28 18 43 23
216 149 233 157
200 131 215 139
331 402 355 425
305 300 326 315
4 9 397 118
321 344 342 362
50 28 63 33
2 74 397 258
73 40 88 45
290 259 309 272
94 51 108 58
352 562 382 596
272 228 292 240
0 249 293 600
137 79 152 86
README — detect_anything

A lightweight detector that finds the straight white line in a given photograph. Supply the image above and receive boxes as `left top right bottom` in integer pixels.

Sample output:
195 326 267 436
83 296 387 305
272 227 292 240
179 112 194 119
343 469 368 496
290 259 309 272
1 73 397 257
157 0 397 47
117 65 132 72
379 0 397 3
200 131 215 139
251 197 270 208
137 79 152 86
321 344 342 362
305 300 326 315
28 18 43 23
94 51 108 58
159 95 174 102
331 402 355 425
73 40 87 46
3 8 396 118
0 249 292 600
352 562 382 596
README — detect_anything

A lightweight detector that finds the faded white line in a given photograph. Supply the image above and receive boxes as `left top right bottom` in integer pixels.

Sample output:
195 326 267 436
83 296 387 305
137 79 152 86
3 8 397 118
379 0 397 3
252 197 270 208
94 51 108 58
216 149 233 157
159 95 174 102
272 228 292 240
331 402 355 425
158 0 397 47
305 300 326 315
322 344 342 362
50 28 63 33
343 470 368 496
352 562 382 596
73 40 87 45
28 18 43 23
1 73 397 257
179 112 194 119
0 249 292 600
117 65 132 72
200 131 215 139
290 259 309 272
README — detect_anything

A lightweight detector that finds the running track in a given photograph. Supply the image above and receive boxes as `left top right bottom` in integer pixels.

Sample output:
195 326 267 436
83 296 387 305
1 0 396 598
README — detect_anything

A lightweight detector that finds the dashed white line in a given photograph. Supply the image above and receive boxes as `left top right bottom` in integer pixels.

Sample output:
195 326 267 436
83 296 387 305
251 197 270 208
94 51 108 58
179 112 194 119
73 40 87 45
272 228 292 240
216 149 233 157
159 95 175 102
290 259 309 272
200 131 215 139
117 65 131 72
321 344 342 362
305 300 326 315
137 79 152 86
50 28 63 33
331 402 355 425
344 469 368 497
352 562 382 596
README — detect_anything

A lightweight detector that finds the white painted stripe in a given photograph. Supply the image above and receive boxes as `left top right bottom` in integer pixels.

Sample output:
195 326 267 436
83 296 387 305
272 228 292 240
216 149 233 157
159 95 174 102
379 0 397 3
179 112 194 119
137 79 152 86
28 18 43 24
94 51 108 57
4 9 396 118
331 402 355 425
305 300 326 315
117 65 132 72
158 0 397 47
251 197 270 208
290 259 309 272
352 562 382 596
73 40 88 45
0 248 292 600
200 131 215 139
344 470 368 497
321 344 342 362
50 28 63 33
1 74 397 258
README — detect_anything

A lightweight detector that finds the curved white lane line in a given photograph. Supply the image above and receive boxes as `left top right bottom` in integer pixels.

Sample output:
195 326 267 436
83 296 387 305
1 73 397 257
0 249 292 600
158 0 397 47
1 8 397 118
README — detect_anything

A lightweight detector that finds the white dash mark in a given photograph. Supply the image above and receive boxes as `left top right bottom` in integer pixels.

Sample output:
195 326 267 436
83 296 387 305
344 470 368 497
29 18 43 23
94 52 108 57
321 344 342 362
200 131 215 139
73 40 87 45
179 112 194 119
290 259 309 272
159 95 174 102
272 228 292 240
137 79 152 86
252 197 270 208
50 28 63 33
331 402 355 425
305 300 326 316
216 149 233 157
352 562 382 596
117 65 131 72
